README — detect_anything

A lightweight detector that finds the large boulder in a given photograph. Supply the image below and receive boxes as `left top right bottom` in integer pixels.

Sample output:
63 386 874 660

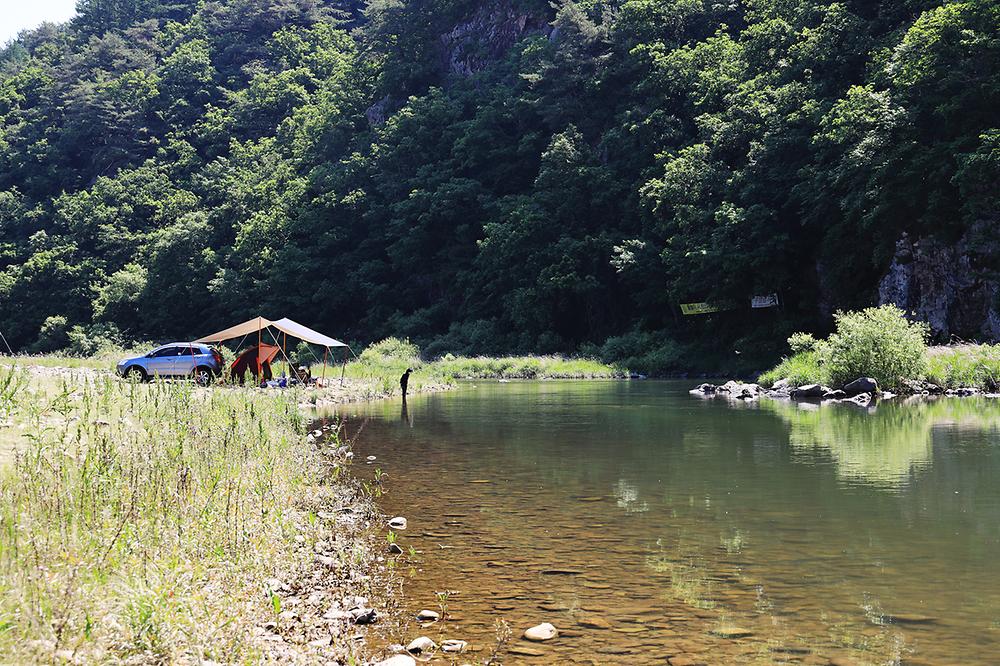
790 384 828 399
844 377 878 397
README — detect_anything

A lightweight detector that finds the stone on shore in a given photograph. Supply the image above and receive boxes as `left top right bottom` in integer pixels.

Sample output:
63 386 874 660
405 636 437 654
844 377 878 397
790 384 829 399
374 656 417 666
523 622 558 641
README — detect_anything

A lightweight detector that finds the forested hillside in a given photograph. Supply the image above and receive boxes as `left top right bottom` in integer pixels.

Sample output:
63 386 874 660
1 0 997 371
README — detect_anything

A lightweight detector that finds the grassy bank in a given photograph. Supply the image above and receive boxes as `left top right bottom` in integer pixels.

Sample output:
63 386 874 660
0 364 392 663
758 306 1000 392
340 338 625 395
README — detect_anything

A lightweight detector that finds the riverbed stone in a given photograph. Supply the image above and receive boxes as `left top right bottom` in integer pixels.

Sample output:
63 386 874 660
388 543 403 554
844 377 878 397
388 516 407 530
406 636 437 653
374 656 417 666
523 622 558 641
416 609 440 622
350 607 377 624
578 617 612 629
441 639 468 653
709 626 754 639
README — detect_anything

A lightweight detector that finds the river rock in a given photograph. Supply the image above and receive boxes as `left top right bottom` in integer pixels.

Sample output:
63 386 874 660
842 392 872 406
791 384 829 399
350 607 377 625
523 622 558 641
441 639 468 653
406 636 437 653
388 517 407 530
690 383 717 395
771 378 790 390
844 377 878 397
374 656 417 666
578 617 612 629
416 609 440 622
709 625 754 639
388 543 403 554
823 389 847 399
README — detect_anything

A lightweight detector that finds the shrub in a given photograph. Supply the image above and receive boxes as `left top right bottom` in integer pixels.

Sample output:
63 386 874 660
821 305 928 390
758 351 827 388
358 337 421 365
34 315 70 352
65 322 124 357
787 332 820 354
598 330 681 376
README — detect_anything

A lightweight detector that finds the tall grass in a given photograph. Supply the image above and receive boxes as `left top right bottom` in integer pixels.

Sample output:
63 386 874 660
0 367 312 663
337 337 625 396
925 344 1000 390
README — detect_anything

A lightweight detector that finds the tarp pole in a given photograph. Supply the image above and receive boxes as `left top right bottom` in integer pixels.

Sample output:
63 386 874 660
340 346 346 386
322 347 328 387
266 329 296 379
257 318 262 379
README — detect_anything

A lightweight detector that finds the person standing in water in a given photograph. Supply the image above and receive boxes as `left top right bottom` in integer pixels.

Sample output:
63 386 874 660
400 368 412 398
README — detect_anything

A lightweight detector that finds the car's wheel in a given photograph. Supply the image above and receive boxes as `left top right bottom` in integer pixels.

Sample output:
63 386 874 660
192 366 214 387
126 366 147 382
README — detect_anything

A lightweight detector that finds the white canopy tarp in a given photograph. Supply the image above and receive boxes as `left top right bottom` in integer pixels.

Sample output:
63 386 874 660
195 316 347 348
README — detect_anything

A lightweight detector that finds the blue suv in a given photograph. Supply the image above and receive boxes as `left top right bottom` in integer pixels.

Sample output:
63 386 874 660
116 343 223 385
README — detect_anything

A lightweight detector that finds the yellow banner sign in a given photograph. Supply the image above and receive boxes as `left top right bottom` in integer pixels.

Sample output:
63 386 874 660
680 302 724 315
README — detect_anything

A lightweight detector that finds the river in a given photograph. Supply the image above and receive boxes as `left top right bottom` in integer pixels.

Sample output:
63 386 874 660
320 380 1000 664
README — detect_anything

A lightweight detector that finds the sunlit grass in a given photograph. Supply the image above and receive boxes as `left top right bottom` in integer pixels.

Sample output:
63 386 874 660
0 364 316 663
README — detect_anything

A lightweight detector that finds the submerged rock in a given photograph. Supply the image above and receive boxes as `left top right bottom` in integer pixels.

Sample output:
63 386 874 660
709 625 754 639
416 609 440 622
405 636 437 654
523 622 558 641
388 516 407 530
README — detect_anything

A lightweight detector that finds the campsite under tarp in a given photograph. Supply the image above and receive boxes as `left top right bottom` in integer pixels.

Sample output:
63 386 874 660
195 316 349 384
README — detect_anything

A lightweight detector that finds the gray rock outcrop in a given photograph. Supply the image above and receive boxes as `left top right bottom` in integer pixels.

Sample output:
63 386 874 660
878 226 1000 341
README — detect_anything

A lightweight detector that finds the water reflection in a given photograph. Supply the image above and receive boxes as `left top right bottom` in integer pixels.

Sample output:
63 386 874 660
321 382 1000 665
762 397 1000 489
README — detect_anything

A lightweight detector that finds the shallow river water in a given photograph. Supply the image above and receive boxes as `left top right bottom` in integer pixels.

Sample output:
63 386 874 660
321 381 1000 665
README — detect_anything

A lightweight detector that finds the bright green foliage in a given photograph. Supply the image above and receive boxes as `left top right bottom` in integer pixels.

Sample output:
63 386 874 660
925 345 1000 391
757 351 826 389
821 306 928 390
0 0 996 370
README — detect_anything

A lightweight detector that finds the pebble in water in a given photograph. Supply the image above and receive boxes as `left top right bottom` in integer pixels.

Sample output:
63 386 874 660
405 636 437 654
388 516 407 530
373 656 416 666
523 622 559 642
416 609 440 622
441 639 468 653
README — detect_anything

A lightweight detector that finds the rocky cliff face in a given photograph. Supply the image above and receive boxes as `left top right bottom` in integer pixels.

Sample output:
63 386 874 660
878 225 1000 341
439 0 550 77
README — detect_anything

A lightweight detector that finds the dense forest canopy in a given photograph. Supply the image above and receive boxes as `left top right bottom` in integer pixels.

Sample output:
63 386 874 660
0 0 997 370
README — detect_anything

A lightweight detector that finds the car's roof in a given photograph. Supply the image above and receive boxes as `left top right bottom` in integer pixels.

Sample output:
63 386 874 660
156 342 209 348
